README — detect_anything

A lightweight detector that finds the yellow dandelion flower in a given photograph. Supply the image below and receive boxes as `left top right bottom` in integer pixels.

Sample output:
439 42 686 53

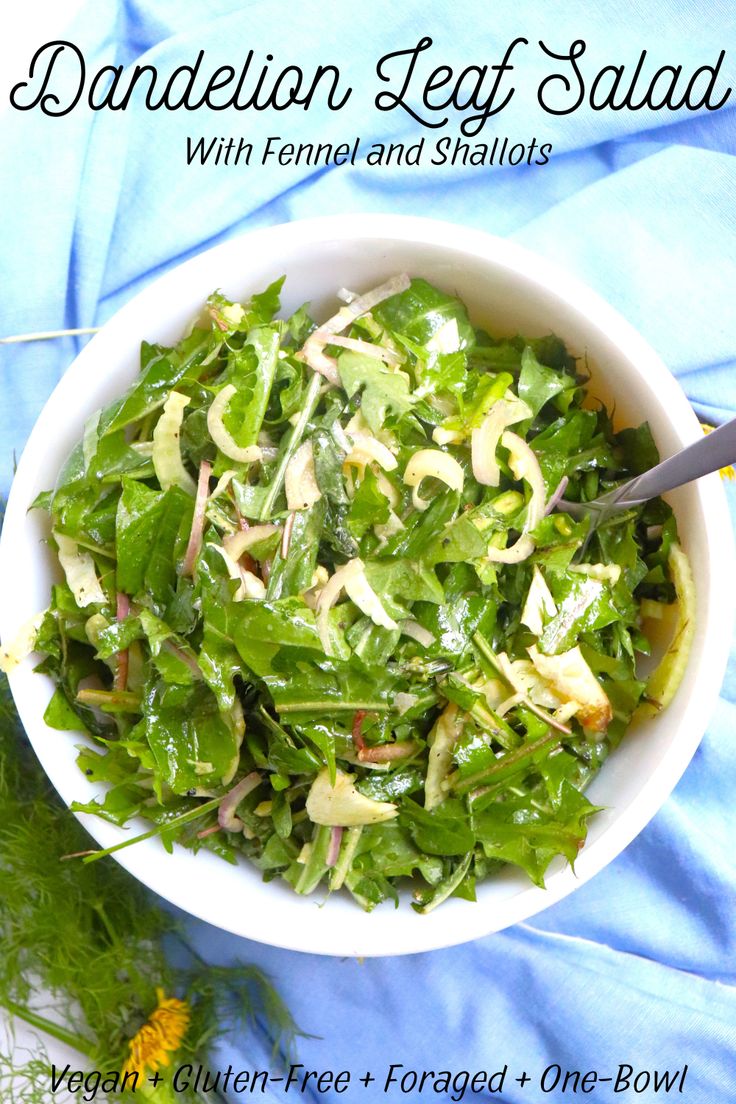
123 988 190 1080
702 423 735 480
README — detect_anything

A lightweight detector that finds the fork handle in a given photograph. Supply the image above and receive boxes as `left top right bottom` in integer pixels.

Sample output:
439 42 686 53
613 415 736 507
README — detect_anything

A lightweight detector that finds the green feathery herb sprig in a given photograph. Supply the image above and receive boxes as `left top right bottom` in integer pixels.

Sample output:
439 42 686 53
0 670 303 1098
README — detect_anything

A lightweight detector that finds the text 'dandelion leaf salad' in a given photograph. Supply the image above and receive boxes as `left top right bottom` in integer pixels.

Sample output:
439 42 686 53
4 275 695 913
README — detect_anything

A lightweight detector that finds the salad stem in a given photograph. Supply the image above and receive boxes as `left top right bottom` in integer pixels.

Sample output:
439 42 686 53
276 700 390 714
1 999 96 1057
450 729 561 794
80 798 221 864
258 372 322 520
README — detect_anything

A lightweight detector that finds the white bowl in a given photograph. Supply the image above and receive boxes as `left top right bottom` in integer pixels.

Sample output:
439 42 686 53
1 214 733 957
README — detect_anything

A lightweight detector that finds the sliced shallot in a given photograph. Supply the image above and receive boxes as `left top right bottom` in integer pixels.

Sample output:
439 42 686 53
326 826 343 867
163 641 202 680
218 771 262 832
182 459 212 576
545 475 569 516
351 709 368 754
358 742 417 763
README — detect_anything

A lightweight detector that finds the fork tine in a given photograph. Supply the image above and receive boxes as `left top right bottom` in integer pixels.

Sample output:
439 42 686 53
557 498 589 521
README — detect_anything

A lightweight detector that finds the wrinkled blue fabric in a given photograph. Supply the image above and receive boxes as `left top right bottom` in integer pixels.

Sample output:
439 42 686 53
1 2 735 1100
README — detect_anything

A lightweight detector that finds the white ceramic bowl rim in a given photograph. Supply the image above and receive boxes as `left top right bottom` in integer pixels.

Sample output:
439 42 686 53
0 214 733 957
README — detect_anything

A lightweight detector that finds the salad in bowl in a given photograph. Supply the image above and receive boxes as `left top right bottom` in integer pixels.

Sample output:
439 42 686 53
1 270 694 915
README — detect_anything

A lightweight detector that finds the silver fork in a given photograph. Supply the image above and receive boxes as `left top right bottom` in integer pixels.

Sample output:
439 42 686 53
558 415 736 530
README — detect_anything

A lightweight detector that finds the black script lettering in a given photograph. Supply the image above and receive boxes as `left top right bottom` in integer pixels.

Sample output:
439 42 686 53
375 37 438 126
455 37 527 136
10 40 85 116
537 38 586 115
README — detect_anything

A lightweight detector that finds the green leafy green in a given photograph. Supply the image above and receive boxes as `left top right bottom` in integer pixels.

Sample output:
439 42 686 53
337 351 413 433
373 277 475 349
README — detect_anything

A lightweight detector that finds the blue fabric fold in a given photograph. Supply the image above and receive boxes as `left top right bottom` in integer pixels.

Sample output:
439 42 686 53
1 1 735 1098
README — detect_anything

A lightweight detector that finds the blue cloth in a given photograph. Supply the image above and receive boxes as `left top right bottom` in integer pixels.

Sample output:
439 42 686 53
2 2 736 1100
